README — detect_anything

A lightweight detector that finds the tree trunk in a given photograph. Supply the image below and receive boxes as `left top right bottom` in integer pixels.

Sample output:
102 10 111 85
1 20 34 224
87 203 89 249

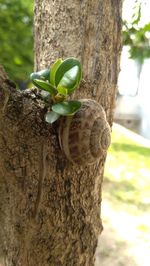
0 1 122 265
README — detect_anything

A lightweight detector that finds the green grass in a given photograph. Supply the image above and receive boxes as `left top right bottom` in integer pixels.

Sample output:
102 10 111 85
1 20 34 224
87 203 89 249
104 124 150 211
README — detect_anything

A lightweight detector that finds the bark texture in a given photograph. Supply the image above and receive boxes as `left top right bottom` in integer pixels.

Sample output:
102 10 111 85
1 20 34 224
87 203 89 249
0 0 122 265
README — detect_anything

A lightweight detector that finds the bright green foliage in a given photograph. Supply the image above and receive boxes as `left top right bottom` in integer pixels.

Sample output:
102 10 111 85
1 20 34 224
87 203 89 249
123 0 150 63
30 57 82 123
0 0 33 84
55 58 82 93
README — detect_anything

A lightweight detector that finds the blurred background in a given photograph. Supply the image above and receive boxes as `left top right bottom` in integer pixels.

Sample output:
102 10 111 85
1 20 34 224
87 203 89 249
97 1 150 266
0 0 150 265
0 0 33 88
115 0 150 140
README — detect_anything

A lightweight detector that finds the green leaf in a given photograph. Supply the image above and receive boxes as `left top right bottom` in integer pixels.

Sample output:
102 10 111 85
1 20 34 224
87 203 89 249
52 100 81 116
57 87 68 96
55 58 82 92
57 65 81 94
50 58 62 86
45 111 60 124
40 91 51 102
37 68 50 80
33 79 57 94
30 72 41 81
30 68 50 81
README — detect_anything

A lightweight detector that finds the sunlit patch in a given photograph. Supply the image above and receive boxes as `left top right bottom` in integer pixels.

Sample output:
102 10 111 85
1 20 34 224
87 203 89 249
98 123 150 266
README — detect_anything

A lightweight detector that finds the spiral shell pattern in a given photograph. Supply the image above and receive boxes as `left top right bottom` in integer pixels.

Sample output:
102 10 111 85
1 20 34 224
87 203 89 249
59 99 111 165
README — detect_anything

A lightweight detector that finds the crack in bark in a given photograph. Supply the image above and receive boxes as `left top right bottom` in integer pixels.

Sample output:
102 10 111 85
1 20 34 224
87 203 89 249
0 134 15 156
0 90 10 117
32 142 47 219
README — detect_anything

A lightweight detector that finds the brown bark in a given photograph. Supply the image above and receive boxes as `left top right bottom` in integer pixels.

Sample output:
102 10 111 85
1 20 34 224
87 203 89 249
0 1 122 265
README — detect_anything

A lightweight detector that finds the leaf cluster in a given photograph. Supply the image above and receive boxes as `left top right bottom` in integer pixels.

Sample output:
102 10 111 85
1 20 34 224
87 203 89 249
0 0 33 84
122 1 150 64
30 58 82 123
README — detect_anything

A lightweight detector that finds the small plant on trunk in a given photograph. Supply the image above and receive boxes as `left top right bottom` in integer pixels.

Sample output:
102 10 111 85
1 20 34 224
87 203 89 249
30 57 111 165
30 57 82 123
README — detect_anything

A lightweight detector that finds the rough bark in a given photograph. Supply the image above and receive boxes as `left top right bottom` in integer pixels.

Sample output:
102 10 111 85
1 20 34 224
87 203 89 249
0 1 122 265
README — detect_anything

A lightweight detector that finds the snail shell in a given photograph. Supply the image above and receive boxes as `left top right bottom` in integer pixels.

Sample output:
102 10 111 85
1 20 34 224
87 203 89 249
58 99 111 165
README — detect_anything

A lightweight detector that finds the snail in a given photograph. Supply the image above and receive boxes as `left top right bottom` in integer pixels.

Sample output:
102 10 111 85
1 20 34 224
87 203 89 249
29 61 111 165
58 99 111 165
